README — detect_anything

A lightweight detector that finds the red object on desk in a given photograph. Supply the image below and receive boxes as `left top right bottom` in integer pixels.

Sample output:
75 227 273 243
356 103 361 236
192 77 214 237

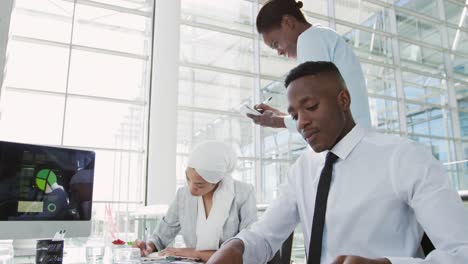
112 239 125 245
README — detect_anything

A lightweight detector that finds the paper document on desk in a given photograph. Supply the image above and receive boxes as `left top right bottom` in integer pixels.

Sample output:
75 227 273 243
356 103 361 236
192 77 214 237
142 253 203 263
141 255 166 263
170 260 200 264
144 253 166 259
141 258 201 264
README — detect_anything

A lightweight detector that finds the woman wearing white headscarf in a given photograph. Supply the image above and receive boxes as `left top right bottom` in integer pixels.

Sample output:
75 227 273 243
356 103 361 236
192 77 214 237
133 141 257 262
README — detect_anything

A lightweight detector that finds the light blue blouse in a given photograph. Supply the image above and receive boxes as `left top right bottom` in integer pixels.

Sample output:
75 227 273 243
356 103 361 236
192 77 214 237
285 24 372 131
148 180 257 250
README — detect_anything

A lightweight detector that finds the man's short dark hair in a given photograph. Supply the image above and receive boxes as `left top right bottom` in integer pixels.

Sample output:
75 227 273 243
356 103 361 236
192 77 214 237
284 61 345 88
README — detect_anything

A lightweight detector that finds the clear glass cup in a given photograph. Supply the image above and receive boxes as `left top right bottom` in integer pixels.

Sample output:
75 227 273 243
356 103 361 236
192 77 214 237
112 247 140 264
85 245 105 264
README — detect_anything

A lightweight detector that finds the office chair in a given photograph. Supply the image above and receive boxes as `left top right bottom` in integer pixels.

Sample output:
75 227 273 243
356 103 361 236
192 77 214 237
421 233 435 256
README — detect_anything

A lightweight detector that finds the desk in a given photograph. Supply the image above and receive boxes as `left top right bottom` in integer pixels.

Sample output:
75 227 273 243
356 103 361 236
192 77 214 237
13 244 204 264
14 245 87 264
15 255 203 264
15 256 202 264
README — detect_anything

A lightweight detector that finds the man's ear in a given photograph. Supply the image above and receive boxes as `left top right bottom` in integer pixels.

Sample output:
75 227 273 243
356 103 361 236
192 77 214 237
337 90 351 111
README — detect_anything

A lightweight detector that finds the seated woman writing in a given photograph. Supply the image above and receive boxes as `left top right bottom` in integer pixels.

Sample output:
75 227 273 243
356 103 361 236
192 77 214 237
133 141 257 262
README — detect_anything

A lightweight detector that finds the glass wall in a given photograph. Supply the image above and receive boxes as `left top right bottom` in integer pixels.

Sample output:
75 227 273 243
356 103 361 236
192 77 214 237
176 1 468 260
0 0 154 240
176 0 468 203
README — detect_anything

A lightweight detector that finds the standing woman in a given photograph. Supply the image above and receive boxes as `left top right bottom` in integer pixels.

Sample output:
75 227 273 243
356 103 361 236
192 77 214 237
133 141 257 262
248 0 372 131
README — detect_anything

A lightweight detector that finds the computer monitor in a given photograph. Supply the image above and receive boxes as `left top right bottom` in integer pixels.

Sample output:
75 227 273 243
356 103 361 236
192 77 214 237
0 140 95 239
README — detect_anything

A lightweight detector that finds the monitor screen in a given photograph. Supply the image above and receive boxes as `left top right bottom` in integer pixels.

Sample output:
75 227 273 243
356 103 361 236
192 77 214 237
0 141 95 221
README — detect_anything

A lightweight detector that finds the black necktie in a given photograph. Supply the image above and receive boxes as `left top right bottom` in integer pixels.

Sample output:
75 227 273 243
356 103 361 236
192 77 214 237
308 152 339 264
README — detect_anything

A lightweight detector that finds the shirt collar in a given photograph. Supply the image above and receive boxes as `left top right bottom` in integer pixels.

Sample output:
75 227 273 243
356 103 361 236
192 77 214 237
329 124 367 161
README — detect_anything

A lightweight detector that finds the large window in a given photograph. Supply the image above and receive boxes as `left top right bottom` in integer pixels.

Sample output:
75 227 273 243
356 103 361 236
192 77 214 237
0 0 154 240
175 1 468 261
176 0 300 202
176 0 468 203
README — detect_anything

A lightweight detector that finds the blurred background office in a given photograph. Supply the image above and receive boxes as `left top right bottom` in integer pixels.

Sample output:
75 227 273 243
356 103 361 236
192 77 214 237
0 0 467 262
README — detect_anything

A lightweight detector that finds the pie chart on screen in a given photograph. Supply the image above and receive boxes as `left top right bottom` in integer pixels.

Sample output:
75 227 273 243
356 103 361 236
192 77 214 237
35 169 58 194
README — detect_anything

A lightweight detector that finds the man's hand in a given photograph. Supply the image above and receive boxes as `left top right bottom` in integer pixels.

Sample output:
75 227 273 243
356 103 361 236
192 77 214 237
132 239 155 257
158 247 198 259
332 255 392 264
206 239 245 264
246 103 287 128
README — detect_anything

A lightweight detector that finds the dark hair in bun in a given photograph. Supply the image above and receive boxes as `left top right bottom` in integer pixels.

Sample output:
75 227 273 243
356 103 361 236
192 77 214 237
256 0 308 34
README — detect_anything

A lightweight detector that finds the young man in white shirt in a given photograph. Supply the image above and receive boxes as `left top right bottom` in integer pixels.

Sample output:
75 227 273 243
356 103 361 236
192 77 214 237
207 61 468 264
248 0 371 131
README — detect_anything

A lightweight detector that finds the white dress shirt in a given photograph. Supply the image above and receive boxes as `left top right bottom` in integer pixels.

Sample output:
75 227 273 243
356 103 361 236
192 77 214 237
235 125 468 264
284 24 372 131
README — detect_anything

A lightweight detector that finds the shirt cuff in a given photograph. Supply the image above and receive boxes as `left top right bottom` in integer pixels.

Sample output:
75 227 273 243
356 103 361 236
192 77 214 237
221 231 269 264
235 230 272 264
235 234 256 264
284 116 297 133
147 239 161 252
220 237 252 264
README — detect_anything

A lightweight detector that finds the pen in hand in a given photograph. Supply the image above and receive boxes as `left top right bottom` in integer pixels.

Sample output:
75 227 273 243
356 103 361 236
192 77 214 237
261 96 272 105
144 227 148 250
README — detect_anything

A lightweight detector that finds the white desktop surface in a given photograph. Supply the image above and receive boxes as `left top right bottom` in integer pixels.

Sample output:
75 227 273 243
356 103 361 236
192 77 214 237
13 242 204 264
14 244 87 264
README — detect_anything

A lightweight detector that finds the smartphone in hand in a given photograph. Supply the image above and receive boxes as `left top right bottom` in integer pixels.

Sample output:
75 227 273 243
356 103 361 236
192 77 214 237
240 104 262 116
